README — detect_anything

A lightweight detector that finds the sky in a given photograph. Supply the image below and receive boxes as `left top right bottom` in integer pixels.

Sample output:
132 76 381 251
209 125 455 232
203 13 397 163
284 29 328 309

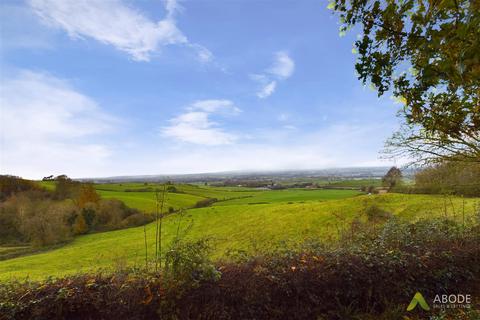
0 0 402 179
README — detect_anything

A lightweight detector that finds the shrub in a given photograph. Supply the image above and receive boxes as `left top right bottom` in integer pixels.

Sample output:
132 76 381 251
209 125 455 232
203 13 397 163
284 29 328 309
81 204 97 228
125 188 152 192
0 175 43 201
53 175 80 200
120 213 154 228
0 194 76 246
95 199 141 230
72 214 88 235
164 238 221 286
193 198 217 208
364 205 392 223
18 199 74 246
167 185 182 193
414 162 480 196
77 184 100 208
0 191 147 246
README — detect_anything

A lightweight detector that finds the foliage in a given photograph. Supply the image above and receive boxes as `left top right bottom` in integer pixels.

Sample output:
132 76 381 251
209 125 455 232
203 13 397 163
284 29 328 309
166 185 182 193
382 166 402 189
0 194 74 246
330 0 480 163
364 204 392 223
414 161 480 196
360 185 377 193
0 175 44 202
73 213 88 235
0 189 151 247
164 238 221 285
193 198 217 208
76 183 100 208
53 175 81 200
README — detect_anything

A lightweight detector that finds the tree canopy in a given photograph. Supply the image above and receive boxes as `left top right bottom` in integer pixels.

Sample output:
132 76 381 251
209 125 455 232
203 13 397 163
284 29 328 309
330 0 479 164
382 166 403 188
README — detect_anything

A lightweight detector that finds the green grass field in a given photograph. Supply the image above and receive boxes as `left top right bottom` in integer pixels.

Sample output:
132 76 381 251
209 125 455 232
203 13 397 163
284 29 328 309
1 191 477 281
97 190 204 212
214 188 361 206
39 181 260 212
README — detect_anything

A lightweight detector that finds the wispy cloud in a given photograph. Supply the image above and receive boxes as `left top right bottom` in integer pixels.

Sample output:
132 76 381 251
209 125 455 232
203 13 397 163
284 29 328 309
28 0 211 62
257 81 276 99
268 51 295 79
127 122 394 176
252 51 295 98
161 99 240 145
0 70 117 178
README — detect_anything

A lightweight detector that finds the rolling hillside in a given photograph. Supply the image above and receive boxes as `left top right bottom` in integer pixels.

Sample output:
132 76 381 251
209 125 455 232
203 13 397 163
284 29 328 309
0 192 477 280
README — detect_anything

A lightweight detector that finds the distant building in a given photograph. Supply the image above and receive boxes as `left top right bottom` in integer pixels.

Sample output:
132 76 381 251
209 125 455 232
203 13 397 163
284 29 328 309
375 187 389 194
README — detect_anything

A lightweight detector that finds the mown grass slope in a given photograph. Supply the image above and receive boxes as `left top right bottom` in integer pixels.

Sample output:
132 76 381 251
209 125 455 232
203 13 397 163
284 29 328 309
0 193 477 280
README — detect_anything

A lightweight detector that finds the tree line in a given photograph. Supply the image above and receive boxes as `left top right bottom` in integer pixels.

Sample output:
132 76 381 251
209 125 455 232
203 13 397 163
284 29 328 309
0 175 153 247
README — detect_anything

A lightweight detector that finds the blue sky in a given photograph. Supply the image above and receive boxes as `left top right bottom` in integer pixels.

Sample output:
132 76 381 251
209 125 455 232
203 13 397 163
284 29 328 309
1 0 401 179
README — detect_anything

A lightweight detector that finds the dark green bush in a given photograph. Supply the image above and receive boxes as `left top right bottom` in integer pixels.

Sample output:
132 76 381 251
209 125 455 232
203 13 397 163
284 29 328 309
120 213 154 228
193 198 217 208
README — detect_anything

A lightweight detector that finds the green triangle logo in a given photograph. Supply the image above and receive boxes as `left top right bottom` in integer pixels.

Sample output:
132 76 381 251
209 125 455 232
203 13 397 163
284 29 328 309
407 292 430 311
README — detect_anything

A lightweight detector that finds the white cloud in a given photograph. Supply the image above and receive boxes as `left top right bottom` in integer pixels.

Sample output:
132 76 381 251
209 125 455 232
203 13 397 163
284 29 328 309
268 51 295 79
161 100 240 145
189 44 214 63
29 0 210 62
257 81 277 99
188 99 241 113
252 51 295 98
121 122 395 176
0 70 117 178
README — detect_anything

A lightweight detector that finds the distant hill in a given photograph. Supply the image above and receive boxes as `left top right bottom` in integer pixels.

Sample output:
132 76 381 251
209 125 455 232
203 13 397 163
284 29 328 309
79 166 416 183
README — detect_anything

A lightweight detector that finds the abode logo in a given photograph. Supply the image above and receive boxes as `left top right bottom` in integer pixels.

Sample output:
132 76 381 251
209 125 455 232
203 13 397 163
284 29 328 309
432 294 472 309
407 292 430 311
407 292 472 312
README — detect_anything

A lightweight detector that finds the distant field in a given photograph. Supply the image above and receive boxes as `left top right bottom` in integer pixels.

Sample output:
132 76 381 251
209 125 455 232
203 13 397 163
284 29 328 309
275 178 383 187
1 193 477 280
39 181 361 210
323 179 382 188
97 190 203 212
38 181 258 212
214 189 361 206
